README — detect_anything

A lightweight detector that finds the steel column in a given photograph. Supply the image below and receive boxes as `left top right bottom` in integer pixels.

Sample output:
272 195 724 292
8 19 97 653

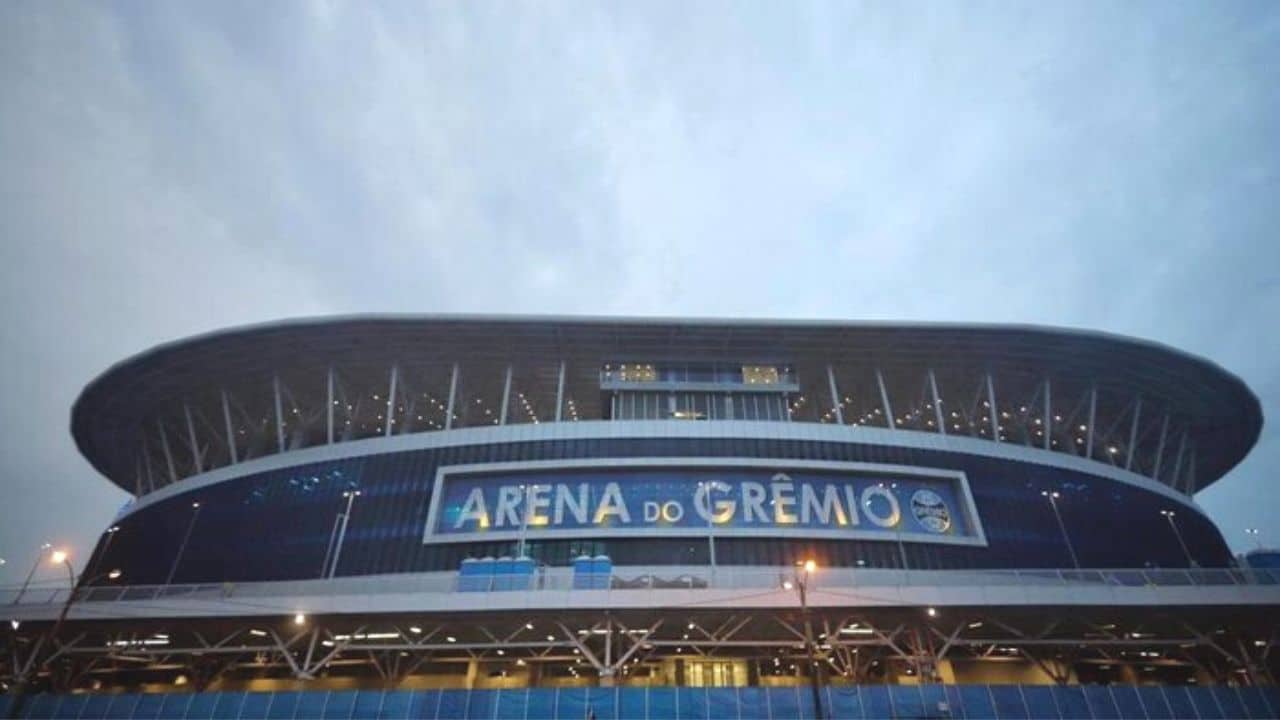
326 368 335 445
1125 396 1142 471
183 403 202 474
273 375 286 453
1153 412 1170 481
876 368 894 429
384 365 399 437
555 361 566 423
826 364 844 425
1043 380 1052 451
221 390 238 464
985 374 999 442
1085 386 1097 459
499 364 513 425
142 438 156 492
928 370 945 435
1171 431 1187 491
158 421 178 484
445 363 459 430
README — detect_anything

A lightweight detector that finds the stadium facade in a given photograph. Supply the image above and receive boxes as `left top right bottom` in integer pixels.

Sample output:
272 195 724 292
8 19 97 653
3 316 1278 719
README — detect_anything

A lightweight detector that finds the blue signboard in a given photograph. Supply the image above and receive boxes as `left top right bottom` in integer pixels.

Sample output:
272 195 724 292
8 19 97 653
423 460 985 546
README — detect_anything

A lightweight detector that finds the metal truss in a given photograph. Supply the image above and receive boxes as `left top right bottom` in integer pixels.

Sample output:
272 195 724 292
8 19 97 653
4 607 1276 693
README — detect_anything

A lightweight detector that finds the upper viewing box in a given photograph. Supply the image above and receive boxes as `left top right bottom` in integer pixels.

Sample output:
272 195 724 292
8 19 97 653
72 315 1262 498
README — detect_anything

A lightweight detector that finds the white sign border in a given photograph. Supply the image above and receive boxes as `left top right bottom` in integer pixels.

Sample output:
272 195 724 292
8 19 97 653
422 457 989 548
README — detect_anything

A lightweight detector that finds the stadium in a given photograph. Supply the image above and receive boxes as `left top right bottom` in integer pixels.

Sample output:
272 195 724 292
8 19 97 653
3 315 1278 719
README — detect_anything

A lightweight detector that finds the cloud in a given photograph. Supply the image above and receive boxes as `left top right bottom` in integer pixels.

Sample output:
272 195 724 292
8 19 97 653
0 0 1278 580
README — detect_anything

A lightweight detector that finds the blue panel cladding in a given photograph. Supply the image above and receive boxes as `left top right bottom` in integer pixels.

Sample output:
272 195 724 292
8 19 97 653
376 690 412 720
738 687 768 720
234 692 268 720
404 690 438 720
1019 686 1060 719
86 436 1233 586
18 687 1280 720
989 686 1029 719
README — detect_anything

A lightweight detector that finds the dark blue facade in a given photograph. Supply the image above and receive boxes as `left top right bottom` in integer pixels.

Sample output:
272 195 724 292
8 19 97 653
86 438 1233 586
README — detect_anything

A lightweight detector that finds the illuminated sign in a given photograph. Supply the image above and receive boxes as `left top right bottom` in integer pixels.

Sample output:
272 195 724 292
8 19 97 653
423 459 985 547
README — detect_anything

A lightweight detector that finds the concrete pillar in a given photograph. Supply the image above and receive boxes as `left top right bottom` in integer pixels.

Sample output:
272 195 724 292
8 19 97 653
465 659 480 690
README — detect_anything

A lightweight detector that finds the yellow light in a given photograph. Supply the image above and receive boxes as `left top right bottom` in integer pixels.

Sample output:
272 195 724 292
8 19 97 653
803 559 817 574
50 550 68 565
294 613 306 625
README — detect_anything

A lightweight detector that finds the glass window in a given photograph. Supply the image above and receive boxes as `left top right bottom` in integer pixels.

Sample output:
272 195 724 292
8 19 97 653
742 365 781 385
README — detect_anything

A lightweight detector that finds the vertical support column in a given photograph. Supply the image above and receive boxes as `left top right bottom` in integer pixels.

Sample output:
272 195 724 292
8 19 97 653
384 364 399 437
1171 430 1187 490
499 364 513 425
1125 396 1142 471
445 363 459 430
184 403 202 473
158 421 178 484
221 390 238 464
1153 412 1170 481
273 375 286 453
826 364 844 425
326 368 335 445
555 360 566 423
1042 379 1052 450
142 438 156 492
1185 446 1197 495
1085 386 1098 459
985 374 999 442
876 368 895 430
928 370 945 435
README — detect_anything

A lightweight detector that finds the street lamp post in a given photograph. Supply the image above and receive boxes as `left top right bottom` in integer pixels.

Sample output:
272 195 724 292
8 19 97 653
165 502 203 587
1041 491 1080 570
326 490 361 579
84 526 120 582
7 551 121 720
783 560 825 720
12 543 52 605
1159 511 1195 567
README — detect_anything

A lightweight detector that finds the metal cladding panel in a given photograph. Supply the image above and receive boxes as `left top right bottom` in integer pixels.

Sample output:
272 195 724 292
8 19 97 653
84 436 1234 587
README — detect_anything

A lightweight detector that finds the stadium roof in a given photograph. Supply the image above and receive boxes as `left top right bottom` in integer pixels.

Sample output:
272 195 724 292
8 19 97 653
72 315 1262 496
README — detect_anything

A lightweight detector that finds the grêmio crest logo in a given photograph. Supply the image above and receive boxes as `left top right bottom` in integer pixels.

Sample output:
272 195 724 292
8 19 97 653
430 467 968 539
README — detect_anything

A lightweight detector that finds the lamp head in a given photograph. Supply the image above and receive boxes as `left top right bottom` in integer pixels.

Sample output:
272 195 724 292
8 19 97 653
50 550 68 565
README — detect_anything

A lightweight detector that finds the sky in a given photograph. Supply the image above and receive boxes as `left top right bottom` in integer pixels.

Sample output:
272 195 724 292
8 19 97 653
1 0 1278 588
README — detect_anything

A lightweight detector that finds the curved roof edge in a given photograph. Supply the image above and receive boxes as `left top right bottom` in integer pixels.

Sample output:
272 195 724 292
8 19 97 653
72 313 1263 495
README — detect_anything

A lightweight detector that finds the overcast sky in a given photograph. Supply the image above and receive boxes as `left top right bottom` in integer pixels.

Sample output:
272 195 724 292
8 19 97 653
1 1 1278 587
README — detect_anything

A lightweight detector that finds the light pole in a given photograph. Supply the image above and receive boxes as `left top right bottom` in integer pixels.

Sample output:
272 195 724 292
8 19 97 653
782 559 825 720
12 543 52 605
165 502 203 586
1159 511 1195 567
325 490 361 578
1245 528 1263 551
7 551 121 719
696 481 718 575
84 526 120 583
1041 491 1080 570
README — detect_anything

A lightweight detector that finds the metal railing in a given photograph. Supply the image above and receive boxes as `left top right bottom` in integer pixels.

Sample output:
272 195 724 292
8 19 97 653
3 566 1277 607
